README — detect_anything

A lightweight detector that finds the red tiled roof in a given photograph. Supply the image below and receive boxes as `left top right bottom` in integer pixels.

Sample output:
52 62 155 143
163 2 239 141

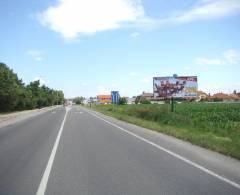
210 93 239 100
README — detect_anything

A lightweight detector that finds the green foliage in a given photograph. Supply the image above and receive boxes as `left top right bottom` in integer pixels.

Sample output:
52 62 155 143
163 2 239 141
101 103 240 132
118 97 127 105
135 96 151 104
0 63 22 111
135 96 140 104
139 97 151 104
0 62 64 112
74 96 84 104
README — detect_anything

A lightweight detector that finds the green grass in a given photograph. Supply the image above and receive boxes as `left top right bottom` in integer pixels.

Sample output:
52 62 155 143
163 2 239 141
89 103 240 160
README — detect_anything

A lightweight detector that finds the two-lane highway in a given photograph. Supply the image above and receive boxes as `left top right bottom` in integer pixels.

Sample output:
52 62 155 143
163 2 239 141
0 106 240 195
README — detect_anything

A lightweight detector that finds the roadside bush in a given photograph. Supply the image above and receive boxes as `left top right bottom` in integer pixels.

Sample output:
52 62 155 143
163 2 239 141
139 97 151 104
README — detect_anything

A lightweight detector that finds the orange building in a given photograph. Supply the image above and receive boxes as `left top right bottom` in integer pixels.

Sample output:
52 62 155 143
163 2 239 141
97 95 112 104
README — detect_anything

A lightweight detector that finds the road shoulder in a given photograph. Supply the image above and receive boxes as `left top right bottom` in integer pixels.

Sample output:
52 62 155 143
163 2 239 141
0 106 60 129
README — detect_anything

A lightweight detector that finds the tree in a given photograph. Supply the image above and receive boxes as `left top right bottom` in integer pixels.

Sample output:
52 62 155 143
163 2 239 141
140 97 151 104
118 97 127 105
0 63 22 111
135 96 151 104
56 91 64 105
27 80 42 108
0 62 65 112
74 96 84 104
135 96 141 104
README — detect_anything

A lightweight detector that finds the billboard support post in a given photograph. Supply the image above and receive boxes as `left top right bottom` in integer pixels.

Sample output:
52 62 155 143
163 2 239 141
171 97 175 112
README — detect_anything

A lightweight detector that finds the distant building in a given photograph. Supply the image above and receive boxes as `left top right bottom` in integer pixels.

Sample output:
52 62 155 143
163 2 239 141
90 97 97 103
126 97 136 104
209 93 239 101
140 91 154 100
97 95 112 104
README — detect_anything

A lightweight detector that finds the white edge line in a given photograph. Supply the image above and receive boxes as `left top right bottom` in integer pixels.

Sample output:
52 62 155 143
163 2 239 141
88 111 240 190
36 108 69 195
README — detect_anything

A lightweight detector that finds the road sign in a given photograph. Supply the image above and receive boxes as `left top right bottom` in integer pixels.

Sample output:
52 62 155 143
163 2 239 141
111 91 119 104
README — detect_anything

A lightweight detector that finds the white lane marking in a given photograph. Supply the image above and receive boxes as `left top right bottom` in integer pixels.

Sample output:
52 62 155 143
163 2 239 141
36 107 70 195
51 111 56 114
88 111 240 190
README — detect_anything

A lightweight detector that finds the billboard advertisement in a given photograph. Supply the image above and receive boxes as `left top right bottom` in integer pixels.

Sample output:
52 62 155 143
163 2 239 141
153 76 198 99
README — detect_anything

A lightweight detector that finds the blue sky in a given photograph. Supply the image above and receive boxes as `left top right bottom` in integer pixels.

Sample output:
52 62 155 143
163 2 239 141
0 0 240 98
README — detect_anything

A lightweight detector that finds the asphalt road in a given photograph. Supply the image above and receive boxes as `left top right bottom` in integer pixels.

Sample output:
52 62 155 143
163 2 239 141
0 106 240 195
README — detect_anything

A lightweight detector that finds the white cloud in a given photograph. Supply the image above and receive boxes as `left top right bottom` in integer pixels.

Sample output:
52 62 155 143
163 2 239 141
169 0 240 24
97 85 110 94
223 49 240 65
196 57 225 65
39 0 148 39
196 49 240 66
26 50 44 61
33 76 48 86
111 83 118 87
141 78 151 84
81 82 88 86
129 72 138 76
201 82 240 94
184 66 191 70
130 32 140 37
38 0 240 39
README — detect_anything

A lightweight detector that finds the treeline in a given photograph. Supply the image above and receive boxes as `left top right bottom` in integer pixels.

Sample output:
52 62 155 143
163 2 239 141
73 96 85 104
0 62 64 112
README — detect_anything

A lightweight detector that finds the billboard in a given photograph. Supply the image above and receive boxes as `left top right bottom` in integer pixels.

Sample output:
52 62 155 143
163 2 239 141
153 76 198 99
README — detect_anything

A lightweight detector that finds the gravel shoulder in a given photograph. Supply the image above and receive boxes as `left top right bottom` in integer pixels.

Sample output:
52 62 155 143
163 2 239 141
0 106 61 128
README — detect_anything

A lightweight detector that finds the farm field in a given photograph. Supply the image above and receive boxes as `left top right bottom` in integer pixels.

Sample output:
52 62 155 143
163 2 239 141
91 103 240 160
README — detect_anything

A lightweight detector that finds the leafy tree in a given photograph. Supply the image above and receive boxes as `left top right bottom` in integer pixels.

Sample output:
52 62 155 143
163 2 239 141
135 96 141 104
0 62 65 112
74 96 84 104
0 63 22 111
56 91 64 105
118 97 127 105
140 97 151 104
134 96 151 104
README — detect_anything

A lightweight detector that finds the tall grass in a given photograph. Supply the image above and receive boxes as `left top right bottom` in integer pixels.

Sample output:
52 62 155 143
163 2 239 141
100 103 240 132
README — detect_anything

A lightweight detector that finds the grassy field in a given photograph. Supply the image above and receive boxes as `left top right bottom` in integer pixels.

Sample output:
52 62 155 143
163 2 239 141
90 102 240 160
